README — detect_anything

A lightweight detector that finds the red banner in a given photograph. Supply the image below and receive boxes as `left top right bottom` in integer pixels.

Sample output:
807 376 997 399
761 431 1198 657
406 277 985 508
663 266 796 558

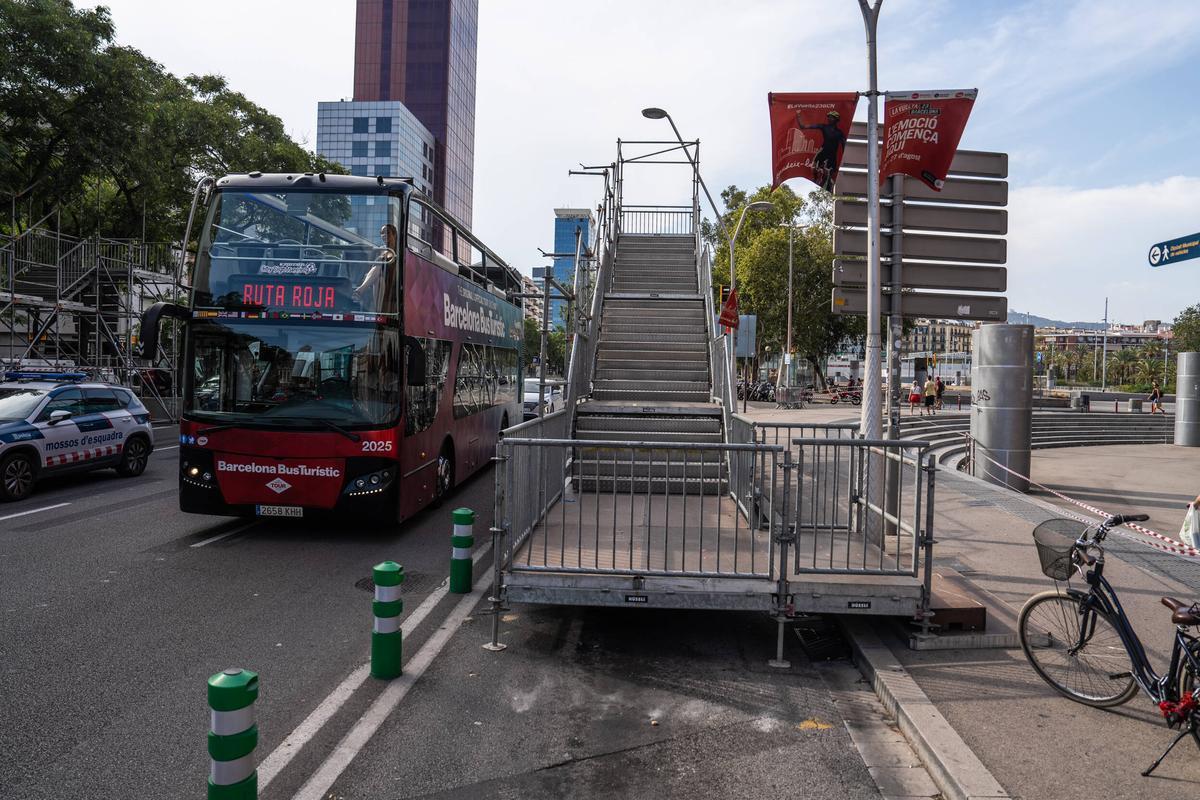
768 92 859 191
880 90 977 190
718 288 739 329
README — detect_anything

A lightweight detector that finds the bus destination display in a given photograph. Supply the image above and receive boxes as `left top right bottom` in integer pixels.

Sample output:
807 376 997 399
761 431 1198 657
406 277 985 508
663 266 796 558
230 274 351 311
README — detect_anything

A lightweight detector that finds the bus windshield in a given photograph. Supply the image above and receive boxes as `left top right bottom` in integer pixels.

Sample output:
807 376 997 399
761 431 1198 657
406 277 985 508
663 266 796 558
192 190 402 315
188 319 400 427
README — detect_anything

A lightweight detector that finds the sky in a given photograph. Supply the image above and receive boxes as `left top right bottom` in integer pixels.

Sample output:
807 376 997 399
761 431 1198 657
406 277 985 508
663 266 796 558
84 0 1200 325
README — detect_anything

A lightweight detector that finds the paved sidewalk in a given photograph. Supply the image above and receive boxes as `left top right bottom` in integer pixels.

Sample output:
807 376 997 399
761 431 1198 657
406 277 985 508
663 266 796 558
885 451 1200 799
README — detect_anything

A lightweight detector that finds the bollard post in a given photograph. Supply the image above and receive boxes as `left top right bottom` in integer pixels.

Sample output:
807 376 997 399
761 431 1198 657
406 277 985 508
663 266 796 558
207 668 258 800
957 394 962 411
371 561 404 679
1115 400 1118 413
450 508 475 594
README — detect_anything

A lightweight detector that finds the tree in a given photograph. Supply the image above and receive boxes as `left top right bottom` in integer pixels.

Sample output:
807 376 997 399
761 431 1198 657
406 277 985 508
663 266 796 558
1173 304 1200 354
705 183 862 386
0 0 338 242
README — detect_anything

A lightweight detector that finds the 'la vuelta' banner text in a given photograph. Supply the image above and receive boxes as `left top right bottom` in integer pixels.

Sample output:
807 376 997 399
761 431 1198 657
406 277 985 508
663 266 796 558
880 89 977 190
768 92 859 192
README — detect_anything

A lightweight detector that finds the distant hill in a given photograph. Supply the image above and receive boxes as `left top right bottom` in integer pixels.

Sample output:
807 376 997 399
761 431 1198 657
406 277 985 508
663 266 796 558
1007 310 1105 330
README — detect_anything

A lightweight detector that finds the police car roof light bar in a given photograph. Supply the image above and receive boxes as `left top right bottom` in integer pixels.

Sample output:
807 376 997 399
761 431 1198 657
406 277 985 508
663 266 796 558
3 371 88 382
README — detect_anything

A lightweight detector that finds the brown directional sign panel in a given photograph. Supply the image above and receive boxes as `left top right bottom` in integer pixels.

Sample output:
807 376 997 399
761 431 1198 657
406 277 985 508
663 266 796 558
831 287 1008 321
834 228 1006 264
835 169 1007 206
842 140 1007 179
834 199 1007 235
833 260 1007 292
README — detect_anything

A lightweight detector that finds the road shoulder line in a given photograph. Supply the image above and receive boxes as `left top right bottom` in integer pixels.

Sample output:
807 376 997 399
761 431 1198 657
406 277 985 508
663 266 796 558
840 617 1011 800
290 567 492 800
258 542 493 791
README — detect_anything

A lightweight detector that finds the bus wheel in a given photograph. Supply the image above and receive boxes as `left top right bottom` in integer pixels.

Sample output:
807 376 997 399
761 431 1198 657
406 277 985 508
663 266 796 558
433 444 455 507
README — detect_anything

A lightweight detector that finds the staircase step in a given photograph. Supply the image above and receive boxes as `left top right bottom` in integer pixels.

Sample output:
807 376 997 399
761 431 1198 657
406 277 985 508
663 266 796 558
596 367 709 382
600 331 706 343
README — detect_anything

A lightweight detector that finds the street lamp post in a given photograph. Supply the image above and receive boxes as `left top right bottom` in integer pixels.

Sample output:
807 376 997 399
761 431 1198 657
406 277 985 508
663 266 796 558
732 201 774 412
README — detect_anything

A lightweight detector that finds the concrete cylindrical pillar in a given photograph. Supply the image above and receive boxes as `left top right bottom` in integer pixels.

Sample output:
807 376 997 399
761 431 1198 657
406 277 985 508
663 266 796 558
1175 352 1200 446
971 324 1034 492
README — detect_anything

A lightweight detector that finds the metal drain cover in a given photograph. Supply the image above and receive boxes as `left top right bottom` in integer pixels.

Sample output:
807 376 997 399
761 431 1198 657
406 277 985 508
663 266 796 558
794 618 851 661
355 571 440 595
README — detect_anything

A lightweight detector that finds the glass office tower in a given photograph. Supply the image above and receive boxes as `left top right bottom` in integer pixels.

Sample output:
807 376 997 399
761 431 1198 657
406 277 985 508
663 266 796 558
352 0 478 228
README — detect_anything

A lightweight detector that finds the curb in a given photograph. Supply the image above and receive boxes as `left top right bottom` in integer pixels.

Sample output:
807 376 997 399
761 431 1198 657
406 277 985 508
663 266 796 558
840 617 1012 800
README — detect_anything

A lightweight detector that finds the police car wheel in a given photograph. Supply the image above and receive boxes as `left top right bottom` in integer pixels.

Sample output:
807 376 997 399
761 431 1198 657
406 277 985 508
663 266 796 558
116 437 149 477
0 452 36 502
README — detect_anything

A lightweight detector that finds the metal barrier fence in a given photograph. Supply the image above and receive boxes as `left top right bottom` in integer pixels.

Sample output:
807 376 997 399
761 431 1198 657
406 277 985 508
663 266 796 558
494 424 934 578
495 433 781 580
619 205 694 235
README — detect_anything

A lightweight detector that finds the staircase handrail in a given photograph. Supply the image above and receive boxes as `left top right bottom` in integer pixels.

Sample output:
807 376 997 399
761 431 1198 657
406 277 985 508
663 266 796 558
563 161 619 419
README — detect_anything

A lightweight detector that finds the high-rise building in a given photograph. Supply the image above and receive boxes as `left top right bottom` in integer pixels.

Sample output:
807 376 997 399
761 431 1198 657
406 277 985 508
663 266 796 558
550 208 592 329
351 0 478 228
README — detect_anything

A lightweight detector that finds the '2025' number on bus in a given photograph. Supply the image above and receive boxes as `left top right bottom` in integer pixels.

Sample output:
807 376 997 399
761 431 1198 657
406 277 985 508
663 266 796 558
362 440 394 452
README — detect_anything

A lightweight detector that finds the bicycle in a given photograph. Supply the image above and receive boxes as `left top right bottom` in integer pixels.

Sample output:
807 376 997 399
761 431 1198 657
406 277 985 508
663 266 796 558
1020 512 1200 776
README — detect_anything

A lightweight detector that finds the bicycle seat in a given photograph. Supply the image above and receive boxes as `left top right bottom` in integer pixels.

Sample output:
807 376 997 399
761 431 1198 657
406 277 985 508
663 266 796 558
1161 597 1200 624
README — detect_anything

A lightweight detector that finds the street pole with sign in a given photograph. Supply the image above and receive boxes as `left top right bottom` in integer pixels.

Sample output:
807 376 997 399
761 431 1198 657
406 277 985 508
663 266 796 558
857 0 884 439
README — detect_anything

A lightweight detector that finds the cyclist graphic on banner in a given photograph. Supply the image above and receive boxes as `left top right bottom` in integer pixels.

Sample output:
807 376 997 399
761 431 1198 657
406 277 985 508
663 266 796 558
767 92 859 192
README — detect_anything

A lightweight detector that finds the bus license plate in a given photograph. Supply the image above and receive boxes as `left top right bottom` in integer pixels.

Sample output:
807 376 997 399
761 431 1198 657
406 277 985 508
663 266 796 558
257 505 303 518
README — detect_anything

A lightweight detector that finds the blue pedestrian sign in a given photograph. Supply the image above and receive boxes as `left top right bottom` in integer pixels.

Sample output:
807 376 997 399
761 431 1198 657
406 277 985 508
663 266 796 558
1149 233 1200 268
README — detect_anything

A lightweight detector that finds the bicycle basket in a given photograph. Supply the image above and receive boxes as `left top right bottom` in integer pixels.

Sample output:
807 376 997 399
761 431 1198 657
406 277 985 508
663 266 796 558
1032 518 1088 580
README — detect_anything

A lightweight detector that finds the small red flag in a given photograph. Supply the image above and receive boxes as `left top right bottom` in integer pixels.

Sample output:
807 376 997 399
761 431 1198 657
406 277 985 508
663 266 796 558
718 288 740 329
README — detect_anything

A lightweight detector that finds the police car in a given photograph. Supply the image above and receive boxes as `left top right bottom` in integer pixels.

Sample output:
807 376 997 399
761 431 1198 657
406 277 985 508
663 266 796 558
0 372 155 502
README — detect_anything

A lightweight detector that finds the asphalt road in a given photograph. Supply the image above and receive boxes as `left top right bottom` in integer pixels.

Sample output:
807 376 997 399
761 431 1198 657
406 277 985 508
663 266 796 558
1 426 927 799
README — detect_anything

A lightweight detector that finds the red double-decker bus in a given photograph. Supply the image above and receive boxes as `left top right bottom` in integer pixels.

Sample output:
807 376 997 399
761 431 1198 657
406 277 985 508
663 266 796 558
142 174 524 523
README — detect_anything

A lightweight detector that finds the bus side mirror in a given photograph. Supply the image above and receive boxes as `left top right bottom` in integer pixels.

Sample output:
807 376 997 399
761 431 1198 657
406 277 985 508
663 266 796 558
139 302 190 360
405 336 426 386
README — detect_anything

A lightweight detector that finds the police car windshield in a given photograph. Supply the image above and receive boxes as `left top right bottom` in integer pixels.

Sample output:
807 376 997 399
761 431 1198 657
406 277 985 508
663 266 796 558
0 388 48 421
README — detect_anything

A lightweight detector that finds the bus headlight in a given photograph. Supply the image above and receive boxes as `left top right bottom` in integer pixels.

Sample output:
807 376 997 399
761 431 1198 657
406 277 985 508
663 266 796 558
344 468 394 498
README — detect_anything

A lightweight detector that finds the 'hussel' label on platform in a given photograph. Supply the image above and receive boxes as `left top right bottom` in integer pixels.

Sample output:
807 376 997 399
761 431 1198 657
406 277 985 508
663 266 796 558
216 461 341 478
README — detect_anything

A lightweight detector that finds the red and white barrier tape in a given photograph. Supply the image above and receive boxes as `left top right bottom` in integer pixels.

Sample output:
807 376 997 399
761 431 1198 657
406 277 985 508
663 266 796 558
963 434 1200 559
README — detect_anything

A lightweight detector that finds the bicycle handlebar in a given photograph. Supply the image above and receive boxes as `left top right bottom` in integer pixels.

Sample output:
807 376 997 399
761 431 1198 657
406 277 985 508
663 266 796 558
1108 514 1150 526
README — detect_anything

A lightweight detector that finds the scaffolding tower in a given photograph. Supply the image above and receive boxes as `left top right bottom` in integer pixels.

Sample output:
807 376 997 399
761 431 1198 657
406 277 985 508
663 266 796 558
0 222 182 418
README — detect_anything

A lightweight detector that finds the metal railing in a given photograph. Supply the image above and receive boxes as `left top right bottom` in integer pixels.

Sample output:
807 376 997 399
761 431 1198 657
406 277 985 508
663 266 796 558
493 422 935 578
619 205 695 235
495 434 781 579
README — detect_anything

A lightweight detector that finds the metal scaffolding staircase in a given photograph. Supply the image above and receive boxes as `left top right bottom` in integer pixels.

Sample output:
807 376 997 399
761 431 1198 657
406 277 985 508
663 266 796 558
559 139 730 493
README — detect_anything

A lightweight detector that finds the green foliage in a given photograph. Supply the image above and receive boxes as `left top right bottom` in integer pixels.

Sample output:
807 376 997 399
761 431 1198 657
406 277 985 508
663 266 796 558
522 316 566 375
1173 304 1200 354
0 0 338 242
705 183 861 383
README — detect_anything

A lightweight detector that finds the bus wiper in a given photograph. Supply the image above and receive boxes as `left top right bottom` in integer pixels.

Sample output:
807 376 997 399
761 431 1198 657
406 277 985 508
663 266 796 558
197 423 242 435
290 417 362 442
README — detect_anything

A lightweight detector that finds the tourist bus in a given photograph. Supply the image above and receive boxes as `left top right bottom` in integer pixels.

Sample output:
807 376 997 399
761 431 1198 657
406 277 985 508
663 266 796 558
141 174 524 523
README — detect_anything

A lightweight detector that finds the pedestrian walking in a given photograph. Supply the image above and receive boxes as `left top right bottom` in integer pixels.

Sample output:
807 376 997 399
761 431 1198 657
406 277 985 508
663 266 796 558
923 375 937 416
1149 381 1165 414
909 379 921 415
935 375 945 411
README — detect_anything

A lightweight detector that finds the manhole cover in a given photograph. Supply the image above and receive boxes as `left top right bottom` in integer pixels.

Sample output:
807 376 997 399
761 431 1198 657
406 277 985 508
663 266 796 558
355 571 440 595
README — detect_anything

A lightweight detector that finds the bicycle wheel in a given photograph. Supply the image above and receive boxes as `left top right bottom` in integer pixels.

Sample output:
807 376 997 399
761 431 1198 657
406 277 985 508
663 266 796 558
1019 590 1138 707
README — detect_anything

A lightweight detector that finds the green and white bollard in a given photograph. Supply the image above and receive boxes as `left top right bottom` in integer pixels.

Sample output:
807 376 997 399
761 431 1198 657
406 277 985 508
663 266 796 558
207 667 258 800
371 561 404 679
450 507 475 594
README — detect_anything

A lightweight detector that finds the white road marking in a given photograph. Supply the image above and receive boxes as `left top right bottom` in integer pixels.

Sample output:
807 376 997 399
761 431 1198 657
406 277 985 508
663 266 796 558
258 542 493 791
189 521 258 548
153 445 179 451
290 566 493 800
0 502 72 522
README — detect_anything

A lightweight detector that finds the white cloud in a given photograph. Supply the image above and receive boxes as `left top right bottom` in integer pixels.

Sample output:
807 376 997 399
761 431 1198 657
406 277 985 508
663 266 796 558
1008 176 1200 323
